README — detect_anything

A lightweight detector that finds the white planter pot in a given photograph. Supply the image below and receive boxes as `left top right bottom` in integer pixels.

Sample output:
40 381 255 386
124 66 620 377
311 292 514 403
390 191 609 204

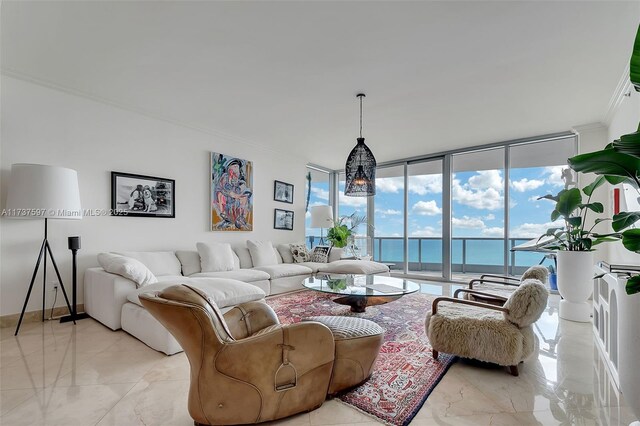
556 250 594 322
618 281 640 422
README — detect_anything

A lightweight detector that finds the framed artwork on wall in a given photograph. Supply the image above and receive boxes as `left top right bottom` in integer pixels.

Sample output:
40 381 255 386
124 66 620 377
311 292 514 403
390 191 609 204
211 152 253 231
111 171 175 218
274 180 294 204
274 208 294 231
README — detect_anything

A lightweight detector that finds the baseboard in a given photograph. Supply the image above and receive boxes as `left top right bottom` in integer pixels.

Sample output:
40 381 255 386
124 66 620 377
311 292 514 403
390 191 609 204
0 304 85 329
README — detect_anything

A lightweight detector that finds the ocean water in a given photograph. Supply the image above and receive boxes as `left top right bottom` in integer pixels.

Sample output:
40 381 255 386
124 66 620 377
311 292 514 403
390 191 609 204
369 238 545 268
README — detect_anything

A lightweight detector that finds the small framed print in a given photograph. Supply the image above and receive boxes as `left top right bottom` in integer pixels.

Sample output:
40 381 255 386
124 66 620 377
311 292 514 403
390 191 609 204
111 172 175 218
274 180 294 204
274 208 294 231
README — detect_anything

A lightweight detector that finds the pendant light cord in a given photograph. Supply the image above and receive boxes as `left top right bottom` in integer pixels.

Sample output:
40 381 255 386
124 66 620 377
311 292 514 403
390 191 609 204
359 95 363 138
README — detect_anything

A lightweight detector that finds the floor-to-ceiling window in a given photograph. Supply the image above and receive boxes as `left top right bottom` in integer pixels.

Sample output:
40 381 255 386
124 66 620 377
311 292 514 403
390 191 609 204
451 147 506 279
305 167 331 248
407 160 444 277
508 138 576 274
372 165 405 270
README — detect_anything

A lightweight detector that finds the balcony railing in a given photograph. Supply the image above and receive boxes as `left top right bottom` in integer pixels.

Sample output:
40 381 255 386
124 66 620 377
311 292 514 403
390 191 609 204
306 236 546 276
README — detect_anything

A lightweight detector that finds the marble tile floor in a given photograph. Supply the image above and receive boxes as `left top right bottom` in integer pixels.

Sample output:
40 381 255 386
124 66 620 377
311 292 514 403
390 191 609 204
0 288 637 426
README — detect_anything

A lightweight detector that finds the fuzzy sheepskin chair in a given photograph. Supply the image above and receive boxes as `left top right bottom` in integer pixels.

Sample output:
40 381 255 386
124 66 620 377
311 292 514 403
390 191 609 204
463 265 549 306
425 279 548 376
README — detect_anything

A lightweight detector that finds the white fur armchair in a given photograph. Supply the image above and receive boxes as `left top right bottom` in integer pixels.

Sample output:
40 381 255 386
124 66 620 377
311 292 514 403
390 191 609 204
425 279 548 376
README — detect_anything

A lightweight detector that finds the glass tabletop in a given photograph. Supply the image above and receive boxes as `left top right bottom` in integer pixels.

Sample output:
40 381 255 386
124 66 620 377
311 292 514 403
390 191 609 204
302 274 420 297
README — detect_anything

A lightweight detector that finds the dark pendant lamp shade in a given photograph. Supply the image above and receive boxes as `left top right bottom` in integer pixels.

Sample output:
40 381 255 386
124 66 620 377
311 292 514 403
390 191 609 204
345 94 376 197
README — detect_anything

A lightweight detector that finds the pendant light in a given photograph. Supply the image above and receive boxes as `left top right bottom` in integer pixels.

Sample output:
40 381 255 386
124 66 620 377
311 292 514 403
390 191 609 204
344 93 377 197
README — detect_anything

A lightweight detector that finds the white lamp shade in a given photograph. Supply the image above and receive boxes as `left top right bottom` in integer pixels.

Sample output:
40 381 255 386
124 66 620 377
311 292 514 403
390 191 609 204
310 205 334 228
5 164 82 219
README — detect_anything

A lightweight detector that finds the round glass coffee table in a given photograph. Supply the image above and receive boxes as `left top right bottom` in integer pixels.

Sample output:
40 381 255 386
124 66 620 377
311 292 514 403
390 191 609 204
302 274 420 313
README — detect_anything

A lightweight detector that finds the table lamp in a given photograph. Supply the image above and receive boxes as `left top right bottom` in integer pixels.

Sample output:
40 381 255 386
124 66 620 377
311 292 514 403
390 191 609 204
310 205 334 245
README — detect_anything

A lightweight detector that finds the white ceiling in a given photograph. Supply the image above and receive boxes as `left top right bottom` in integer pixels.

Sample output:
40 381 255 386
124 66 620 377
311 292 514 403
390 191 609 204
2 1 638 169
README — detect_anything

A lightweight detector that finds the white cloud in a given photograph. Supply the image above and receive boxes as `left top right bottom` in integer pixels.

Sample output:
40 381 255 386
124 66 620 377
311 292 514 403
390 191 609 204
511 220 564 238
408 175 442 195
484 213 495 220
482 226 504 237
411 200 442 216
511 178 545 192
452 216 486 228
543 166 566 187
376 208 402 216
376 177 403 193
410 226 441 237
452 181 503 210
338 193 367 208
310 187 329 201
468 170 503 191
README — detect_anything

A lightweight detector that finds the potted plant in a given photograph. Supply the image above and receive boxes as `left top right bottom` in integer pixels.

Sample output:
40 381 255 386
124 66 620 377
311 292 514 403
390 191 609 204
326 213 368 248
538 177 620 322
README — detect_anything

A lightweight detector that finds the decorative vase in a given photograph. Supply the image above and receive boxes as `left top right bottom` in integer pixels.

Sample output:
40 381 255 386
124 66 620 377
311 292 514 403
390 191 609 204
556 250 594 322
618 280 640 423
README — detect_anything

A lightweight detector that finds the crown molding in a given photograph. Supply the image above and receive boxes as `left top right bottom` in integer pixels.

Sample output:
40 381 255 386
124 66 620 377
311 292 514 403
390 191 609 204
604 64 632 126
1 68 305 160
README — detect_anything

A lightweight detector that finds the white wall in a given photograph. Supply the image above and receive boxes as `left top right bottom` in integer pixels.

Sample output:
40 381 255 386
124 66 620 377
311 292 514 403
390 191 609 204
0 76 307 316
607 88 640 265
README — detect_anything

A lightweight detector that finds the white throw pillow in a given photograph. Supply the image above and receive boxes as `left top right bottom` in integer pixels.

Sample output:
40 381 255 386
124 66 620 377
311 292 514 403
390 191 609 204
277 244 295 263
196 242 236 272
98 253 158 288
247 240 278 267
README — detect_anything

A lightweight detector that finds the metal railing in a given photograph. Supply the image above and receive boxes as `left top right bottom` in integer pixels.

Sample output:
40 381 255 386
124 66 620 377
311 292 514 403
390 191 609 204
306 236 544 276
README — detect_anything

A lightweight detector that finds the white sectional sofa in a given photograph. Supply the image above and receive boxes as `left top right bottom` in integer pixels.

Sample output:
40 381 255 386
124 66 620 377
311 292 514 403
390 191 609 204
84 242 389 355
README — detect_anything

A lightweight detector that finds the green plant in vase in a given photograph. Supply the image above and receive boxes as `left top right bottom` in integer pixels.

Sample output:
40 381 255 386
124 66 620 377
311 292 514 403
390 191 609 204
327 213 368 248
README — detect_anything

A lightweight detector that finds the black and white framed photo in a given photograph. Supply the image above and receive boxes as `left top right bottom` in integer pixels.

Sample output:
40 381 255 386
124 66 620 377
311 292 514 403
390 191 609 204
274 208 294 230
274 180 294 204
111 171 175 218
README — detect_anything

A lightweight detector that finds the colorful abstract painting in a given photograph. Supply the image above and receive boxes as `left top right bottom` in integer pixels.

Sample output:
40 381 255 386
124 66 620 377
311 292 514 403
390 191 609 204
210 152 253 231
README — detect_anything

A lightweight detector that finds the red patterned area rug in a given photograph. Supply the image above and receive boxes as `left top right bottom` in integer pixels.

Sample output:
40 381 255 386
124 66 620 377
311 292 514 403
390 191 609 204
266 290 456 426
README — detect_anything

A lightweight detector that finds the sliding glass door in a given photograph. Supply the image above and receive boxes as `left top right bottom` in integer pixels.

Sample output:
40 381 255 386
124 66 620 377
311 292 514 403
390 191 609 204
372 165 405 270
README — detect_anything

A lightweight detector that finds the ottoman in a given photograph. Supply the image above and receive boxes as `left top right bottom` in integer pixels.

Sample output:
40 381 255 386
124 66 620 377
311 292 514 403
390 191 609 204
303 316 384 395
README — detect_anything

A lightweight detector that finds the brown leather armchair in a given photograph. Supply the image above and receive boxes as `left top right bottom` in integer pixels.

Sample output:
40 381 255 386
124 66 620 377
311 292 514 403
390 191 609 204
139 284 335 426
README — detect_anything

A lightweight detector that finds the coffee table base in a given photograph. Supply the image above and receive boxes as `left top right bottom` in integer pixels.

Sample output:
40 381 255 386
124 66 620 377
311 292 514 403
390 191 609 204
333 295 403 313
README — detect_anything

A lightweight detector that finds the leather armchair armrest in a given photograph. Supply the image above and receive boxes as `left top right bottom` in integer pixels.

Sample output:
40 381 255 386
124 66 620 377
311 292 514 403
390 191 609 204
454 288 508 302
469 278 520 289
217 321 335 383
431 296 510 315
223 301 280 339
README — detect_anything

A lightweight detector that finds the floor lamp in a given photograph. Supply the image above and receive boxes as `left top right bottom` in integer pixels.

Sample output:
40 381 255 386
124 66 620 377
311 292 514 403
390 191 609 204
310 205 334 246
6 164 83 335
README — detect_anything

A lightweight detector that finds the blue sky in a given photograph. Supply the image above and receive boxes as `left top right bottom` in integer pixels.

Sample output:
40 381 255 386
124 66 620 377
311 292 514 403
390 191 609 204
305 166 567 240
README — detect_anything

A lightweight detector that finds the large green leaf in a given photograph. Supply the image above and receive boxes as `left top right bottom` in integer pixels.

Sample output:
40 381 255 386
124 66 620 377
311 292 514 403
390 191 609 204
555 188 582 217
612 211 640 232
579 202 604 213
582 176 606 197
622 228 640 253
631 24 640 92
566 216 582 228
568 149 640 187
612 128 640 157
626 275 640 295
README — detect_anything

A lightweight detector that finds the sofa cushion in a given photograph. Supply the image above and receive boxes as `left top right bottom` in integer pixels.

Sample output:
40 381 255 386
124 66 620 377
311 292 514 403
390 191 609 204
290 243 311 263
296 262 328 274
115 251 182 276
318 260 389 275
233 246 253 269
98 253 158 287
175 250 201 276
196 242 236 272
253 264 313 280
277 244 295 263
247 240 278 267
190 269 270 283
129 277 265 309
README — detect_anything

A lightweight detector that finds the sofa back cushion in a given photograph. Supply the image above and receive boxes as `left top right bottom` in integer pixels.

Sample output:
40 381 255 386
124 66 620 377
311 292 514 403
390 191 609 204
247 240 278 267
277 244 295 263
115 251 182 276
175 250 202 276
98 253 158 287
197 242 237 272
233 246 253 269
503 279 549 328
